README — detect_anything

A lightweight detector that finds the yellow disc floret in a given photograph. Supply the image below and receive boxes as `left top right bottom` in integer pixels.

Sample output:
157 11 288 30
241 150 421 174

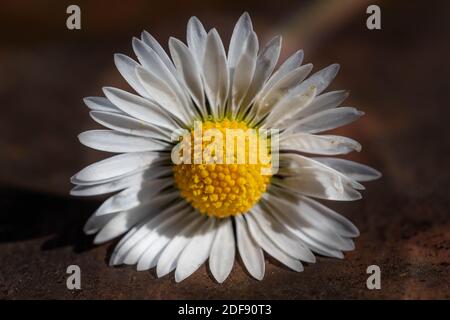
173 119 272 218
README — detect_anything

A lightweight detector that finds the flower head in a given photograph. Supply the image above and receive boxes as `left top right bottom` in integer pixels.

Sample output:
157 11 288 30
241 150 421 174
72 12 381 282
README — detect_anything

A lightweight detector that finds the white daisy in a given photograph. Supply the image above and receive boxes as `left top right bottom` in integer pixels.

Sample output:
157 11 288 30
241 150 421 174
72 12 381 283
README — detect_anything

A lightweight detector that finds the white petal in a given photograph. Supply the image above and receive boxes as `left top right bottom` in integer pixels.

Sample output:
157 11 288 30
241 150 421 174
90 111 171 141
175 218 217 282
228 12 253 78
136 235 171 271
312 157 382 182
250 204 316 263
202 29 229 118
265 189 359 238
261 199 347 258
71 151 165 183
262 85 316 128
279 152 364 191
299 193 360 238
78 130 169 153
294 63 340 96
273 169 361 201
83 212 119 235
141 31 178 77
257 50 304 100
246 214 303 272
279 133 361 155
231 31 258 117
132 37 188 107
109 200 190 265
108 220 143 254
235 215 265 280
122 233 161 266
123 208 196 266
135 67 191 125
94 204 154 244
286 107 364 134
136 211 196 271
114 54 150 98
186 16 207 68
252 64 313 123
156 216 205 278
276 154 363 201
239 36 282 116
84 96 122 113
209 219 235 283
94 180 175 216
103 86 179 131
70 167 172 196
295 90 350 119
169 37 207 115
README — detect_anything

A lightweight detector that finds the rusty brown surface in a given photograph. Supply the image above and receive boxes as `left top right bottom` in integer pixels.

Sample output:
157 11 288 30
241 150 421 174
0 0 449 299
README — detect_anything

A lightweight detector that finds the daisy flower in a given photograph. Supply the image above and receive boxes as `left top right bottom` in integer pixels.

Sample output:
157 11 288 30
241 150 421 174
71 12 381 283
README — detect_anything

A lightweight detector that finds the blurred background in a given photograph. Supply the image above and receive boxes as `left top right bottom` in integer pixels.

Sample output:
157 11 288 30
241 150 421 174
0 0 449 299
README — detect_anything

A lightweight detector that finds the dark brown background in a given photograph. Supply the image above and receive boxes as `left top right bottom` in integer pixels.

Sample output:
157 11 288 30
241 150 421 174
0 0 449 299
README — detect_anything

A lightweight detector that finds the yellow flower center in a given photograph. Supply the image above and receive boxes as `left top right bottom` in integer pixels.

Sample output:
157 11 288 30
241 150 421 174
173 119 272 218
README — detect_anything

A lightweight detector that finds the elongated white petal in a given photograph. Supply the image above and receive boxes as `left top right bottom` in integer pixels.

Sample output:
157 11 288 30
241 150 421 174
114 54 150 98
94 204 155 244
246 214 303 272
231 31 258 117
262 85 316 128
287 107 364 134
123 209 196 266
279 133 361 155
209 219 235 283
141 31 178 77
83 212 119 235
186 16 207 68
169 37 207 115
135 66 191 125
84 96 122 113
228 12 253 78
71 151 163 183
295 90 350 119
276 154 363 200
312 157 382 182
135 211 197 270
266 188 359 238
94 180 174 216
72 157 169 187
262 199 348 258
103 86 179 130
253 64 313 123
109 200 189 265
203 29 229 118
273 169 361 201
156 216 205 278
90 111 171 141
239 36 282 115
122 233 162 266
132 37 188 106
250 204 316 263
109 221 146 262
70 167 172 196
235 215 265 280
294 63 340 96
175 218 217 282
257 50 304 101
136 234 171 271
78 130 169 153
279 153 364 190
